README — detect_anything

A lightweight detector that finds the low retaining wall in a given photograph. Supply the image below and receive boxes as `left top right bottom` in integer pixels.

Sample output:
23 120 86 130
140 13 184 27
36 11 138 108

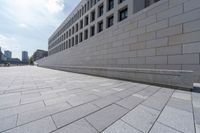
39 65 194 90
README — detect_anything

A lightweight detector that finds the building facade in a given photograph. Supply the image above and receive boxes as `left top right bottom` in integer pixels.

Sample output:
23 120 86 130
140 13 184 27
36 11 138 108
33 49 48 61
4 50 12 60
37 0 200 82
0 47 3 62
22 51 29 62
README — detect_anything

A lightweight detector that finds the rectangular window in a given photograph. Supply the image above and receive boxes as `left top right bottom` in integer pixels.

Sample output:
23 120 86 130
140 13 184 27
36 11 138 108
119 7 128 21
69 39 71 48
75 35 78 45
107 0 114 11
134 0 160 13
84 29 88 40
72 27 74 34
98 4 104 17
80 19 83 29
145 0 160 7
107 15 114 28
87 1 89 11
72 37 74 46
64 33 66 40
91 10 95 22
118 0 125 4
66 31 68 38
79 32 83 42
76 23 79 32
85 15 89 26
90 25 95 37
98 21 103 33
66 40 68 49
84 4 87 13
90 0 95 8
69 29 71 37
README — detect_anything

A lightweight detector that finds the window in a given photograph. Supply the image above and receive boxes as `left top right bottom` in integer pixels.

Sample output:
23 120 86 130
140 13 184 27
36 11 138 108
84 4 87 13
98 4 104 17
90 0 95 8
76 23 79 32
66 31 68 38
98 21 103 33
107 15 114 28
134 0 160 13
118 0 125 4
119 7 128 21
69 29 71 37
66 40 68 49
90 25 95 37
85 15 89 26
145 0 160 7
72 27 74 34
91 10 95 22
69 39 71 48
84 29 88 40
87 1 89 11
80 19 83 29
107 0 114 11
79 32 83 42
75 35 78 45
72 37 74 46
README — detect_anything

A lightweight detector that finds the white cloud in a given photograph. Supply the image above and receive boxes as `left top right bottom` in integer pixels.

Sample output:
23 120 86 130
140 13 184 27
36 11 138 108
2 0 65 29
0 34 21 53
46 0 65 14
19 23 29 29
0 0 80 58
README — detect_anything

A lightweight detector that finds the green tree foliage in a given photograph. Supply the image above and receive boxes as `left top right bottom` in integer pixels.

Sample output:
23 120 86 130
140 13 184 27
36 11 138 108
29 56 34 65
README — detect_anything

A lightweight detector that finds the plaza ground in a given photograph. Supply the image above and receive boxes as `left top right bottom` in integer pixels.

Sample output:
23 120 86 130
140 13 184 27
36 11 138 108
0 66 199 133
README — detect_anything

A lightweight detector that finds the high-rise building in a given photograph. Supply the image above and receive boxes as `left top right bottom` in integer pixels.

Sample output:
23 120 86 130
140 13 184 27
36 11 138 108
22 51 29 62
4 50 12 60
36 0 200 85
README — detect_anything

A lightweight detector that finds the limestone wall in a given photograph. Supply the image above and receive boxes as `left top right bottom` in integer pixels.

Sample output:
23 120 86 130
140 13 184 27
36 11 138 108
37 0 200 82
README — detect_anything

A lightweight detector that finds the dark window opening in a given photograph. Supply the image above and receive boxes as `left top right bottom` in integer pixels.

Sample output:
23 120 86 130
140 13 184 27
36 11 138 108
107 15 114 28
119 7 128 21
90 25 95 36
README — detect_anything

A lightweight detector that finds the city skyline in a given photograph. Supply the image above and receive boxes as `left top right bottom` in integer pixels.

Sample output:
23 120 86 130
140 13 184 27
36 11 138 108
0 0 80 59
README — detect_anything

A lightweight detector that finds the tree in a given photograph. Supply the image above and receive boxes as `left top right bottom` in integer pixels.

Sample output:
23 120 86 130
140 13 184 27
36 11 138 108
29 56 34 65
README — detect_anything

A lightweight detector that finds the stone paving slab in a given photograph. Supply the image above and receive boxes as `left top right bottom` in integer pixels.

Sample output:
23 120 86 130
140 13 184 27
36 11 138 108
122 105 160 133
53 119 98 133
17 102 71 126
52 103 99 128
157 106 195 133
3 117 56 133
86 104 128 132
149 122 181 133
0 66 199 133
102 120 142 133
0 115 17 132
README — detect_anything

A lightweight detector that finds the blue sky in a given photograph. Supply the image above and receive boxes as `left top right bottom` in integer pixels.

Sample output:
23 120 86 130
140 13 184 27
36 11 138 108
0 0 80 59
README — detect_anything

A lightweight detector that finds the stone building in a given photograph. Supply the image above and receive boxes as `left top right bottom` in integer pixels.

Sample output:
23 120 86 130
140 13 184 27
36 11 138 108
33 49 48 61
36 0 200 87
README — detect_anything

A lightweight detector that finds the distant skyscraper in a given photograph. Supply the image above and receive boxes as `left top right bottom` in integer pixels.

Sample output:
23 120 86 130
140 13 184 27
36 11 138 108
22 51 29 62
4 50 12 60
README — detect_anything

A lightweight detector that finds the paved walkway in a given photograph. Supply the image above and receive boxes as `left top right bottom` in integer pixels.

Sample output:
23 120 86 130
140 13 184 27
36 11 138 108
0 66 199 133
